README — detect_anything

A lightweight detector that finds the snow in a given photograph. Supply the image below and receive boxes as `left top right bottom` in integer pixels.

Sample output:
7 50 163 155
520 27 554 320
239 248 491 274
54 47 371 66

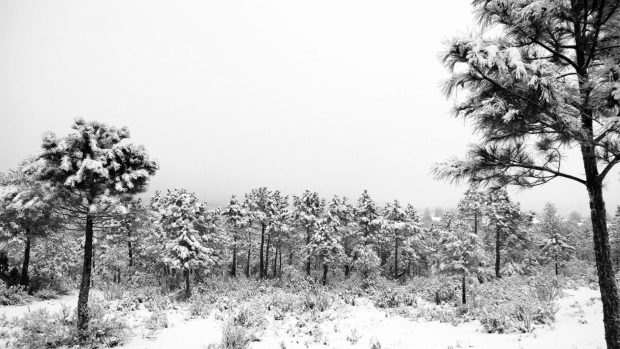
0 287 605 349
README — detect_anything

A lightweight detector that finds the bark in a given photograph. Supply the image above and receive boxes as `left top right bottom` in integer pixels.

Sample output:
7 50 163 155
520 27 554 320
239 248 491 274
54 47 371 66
555 256 559 276
128 230 133 268
344 264 350 278
259 223 265 279
77 212 94 340
394 237 399 279
245 248 251 278
264 232 271 278
495 227 501 279
322 263 328 286
231 234 237 277
272 240 278 277
305 227 311 276
582 155 620 349
474 212 478 235
462 274 467 305
20 233 31 286
184 269 191 298
278 242 283 277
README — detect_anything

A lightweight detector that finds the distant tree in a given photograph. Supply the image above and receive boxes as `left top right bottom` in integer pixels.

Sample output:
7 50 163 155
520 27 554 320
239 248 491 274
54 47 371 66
151 189 215 298
437 218 488 304
611 206 620 271
433 2 620 345
382 200 422 278
31 119 157 338
484 189 524 278
328 195 356 277
222 195 250 278
457 188 486 235
292 190 324 277
539 203 575 276
245 188 288 279
309 213 345 285
354 191 382 278
0 158 61 286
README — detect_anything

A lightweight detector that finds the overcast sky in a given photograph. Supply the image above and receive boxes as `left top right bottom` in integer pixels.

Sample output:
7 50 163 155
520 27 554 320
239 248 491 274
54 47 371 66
1 0 618 215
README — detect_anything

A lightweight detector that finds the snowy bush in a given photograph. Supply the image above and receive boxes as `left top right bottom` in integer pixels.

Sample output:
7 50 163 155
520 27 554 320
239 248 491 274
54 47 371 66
0 284 31 305
217 321 251 349
11 302 130 348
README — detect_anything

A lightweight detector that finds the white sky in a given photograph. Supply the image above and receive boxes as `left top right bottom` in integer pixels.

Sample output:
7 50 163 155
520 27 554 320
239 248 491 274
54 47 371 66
1 0 618 215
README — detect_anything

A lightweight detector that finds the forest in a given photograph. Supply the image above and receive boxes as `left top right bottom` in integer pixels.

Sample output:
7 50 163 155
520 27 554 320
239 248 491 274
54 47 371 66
2 0 620 348
0 118 617 348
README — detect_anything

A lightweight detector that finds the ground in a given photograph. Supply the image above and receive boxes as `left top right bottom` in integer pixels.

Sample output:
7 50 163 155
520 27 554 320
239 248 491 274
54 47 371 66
0 287 605 349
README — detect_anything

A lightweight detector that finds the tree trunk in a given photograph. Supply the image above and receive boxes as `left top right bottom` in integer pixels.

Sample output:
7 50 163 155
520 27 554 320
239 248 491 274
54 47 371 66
77 212 94 340
495 227 501 279
245 248 251 278
272 240 279 277
259 223 265 279
20 233 31 286
231 245 237 277
474 212 478 235
264 232 271 278
184 269 191 298
582 158 620 349
555 255 559 276
322 263 328 286
394 237 399 279
127 230 133 268
344 264 350 278
462 274 467 305
278 241 283 277
306 227 311 276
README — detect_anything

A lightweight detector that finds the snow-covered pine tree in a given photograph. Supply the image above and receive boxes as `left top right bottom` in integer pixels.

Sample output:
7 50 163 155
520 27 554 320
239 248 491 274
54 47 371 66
0 157 62 286
457 188 486 235
539 203 575 276
382 200 414 278
222 195 250 278
328 195 356 277
151 189 215 298
29 119 158 338
437 218 488 304
401 204 426 277
292 190 325 277
484 189 524 278
244 188 288 278
433 2 620 345
353 190 383 278
309 213 345 285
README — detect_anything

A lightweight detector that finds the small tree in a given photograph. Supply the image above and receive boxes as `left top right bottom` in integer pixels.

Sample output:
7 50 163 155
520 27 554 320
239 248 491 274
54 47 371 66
539 203 575 276
437 219 488 304
328 195 356 277
31 119 157 337
222 195 250 278
308 216 345 285
0 158 61 286
151 189 216 298
292 190 325 276
457 187 486 235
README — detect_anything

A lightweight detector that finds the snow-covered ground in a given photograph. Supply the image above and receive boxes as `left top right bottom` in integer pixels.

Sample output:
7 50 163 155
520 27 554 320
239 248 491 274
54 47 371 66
0 287 605 349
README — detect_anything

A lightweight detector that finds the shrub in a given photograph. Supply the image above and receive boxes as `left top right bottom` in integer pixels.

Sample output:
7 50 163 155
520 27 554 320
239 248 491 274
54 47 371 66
218 322 251 349
11 301 130 348
0 284 31 305
143 311 169 331
372 288 417 309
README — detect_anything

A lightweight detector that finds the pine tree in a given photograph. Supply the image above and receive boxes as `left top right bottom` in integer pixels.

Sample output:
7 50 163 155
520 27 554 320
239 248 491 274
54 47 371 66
151 189 216 298
309 213 345 285
353 190 384 278
484 189 524 278
244 188 288 279
30 119 157 338
0 157 61 286
222 195 250 278
437 218 488 304
434 2 620 345
457 187 486 235
328 195 356 277
539 203 575 276
292 190 325 277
